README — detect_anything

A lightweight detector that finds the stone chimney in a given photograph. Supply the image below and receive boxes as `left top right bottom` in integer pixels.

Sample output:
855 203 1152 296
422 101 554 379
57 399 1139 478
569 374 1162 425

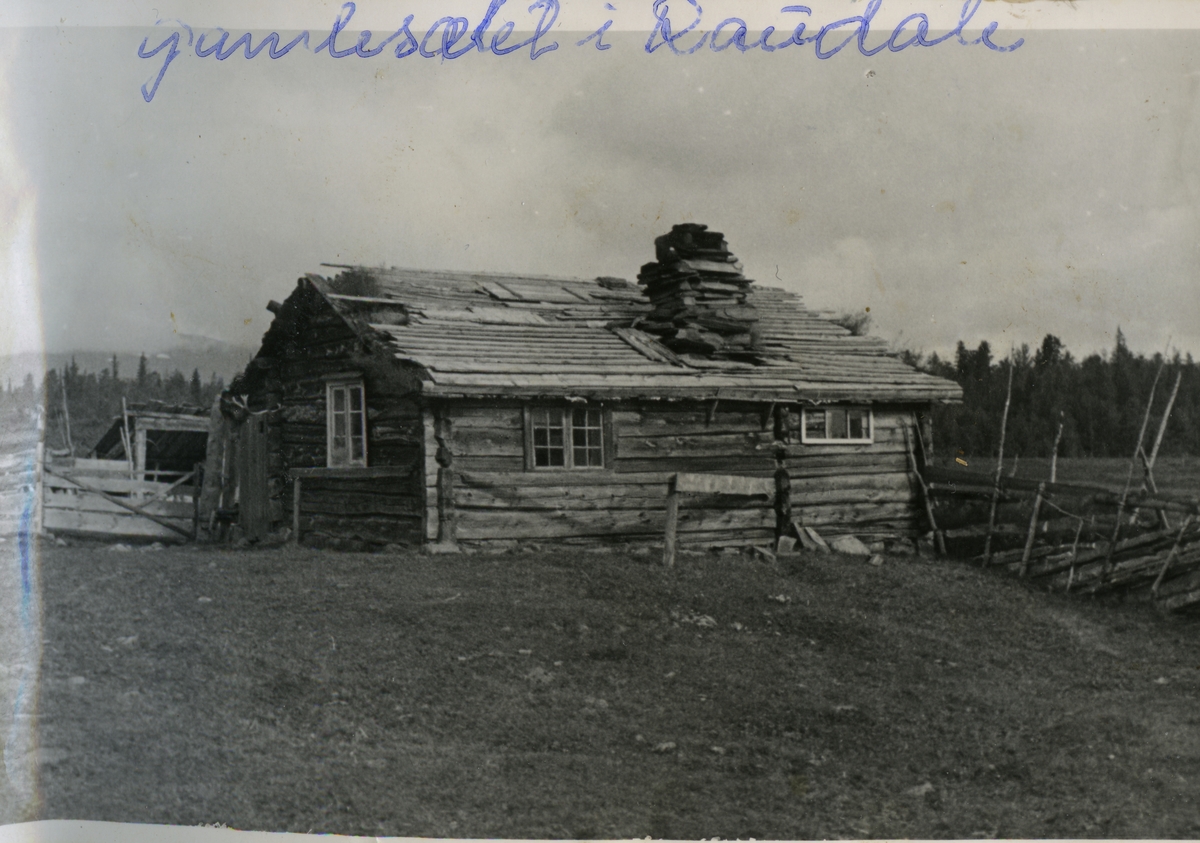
635 224 760 357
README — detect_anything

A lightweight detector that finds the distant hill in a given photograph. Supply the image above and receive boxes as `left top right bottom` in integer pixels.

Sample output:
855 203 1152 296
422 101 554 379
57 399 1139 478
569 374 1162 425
1 335 258 386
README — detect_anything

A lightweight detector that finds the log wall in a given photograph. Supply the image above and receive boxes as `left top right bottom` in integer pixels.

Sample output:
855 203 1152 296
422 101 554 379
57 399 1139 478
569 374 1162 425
448 400 922 548
252 302 425 549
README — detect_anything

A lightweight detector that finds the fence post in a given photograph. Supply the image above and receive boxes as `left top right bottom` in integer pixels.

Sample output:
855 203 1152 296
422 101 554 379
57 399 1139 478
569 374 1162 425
1102 359 1165 579
983 359 1015 565
1019 417 1064 576
904 422 944 556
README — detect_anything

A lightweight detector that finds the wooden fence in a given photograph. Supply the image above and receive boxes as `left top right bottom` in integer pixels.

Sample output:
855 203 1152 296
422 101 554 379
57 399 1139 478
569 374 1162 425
42 456 198 541
0 409 43 536
922 464 1200 612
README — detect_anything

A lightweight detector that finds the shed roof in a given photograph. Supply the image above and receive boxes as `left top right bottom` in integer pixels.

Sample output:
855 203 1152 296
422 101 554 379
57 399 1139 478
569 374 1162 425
303 266 961 404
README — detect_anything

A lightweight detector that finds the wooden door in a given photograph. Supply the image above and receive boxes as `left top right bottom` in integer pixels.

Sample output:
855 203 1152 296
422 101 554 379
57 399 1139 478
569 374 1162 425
237 415 270 541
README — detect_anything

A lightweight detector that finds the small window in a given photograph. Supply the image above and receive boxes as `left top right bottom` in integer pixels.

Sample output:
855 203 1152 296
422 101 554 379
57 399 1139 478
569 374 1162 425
528 406 606 469
327 381 367 467
800 407 873 444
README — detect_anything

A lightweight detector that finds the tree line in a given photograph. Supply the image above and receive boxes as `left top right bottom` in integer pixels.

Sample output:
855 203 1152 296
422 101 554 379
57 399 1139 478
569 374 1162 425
6 329 1200 460
902 331 1200 459
0 354 225 456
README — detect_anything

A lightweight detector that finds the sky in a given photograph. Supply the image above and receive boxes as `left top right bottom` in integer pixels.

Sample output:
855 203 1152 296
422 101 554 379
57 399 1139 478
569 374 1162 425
4 1 1200 364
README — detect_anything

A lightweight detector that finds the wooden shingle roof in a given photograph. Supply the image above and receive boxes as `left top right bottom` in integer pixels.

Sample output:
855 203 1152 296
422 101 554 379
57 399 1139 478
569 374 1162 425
310 266 962 404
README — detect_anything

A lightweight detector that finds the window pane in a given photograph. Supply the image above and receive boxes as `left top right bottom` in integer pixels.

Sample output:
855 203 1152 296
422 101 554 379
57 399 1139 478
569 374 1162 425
805 410 827 440
332 388 345 413
829 408 848 439
532 408 566 468
847 410 867 440
349 386 363 412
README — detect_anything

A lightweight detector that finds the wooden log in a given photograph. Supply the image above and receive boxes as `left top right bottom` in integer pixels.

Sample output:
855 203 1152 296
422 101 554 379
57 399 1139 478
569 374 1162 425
456 455 526 473
1026 526 1178 579
301 514 422 545
134 428 148 484
921 465 1200 511
614 455 778 475
1134 369 1182 529
673 472 775 496
450 426 524 457
1102 357 1166 579
434 408 456 547
1069 540 1200 596
903 421 944 556
293 476 301 542
618 431 780 460
455 503 779 542
663 476 679 568
1151 514 1195 595
290 465 416 479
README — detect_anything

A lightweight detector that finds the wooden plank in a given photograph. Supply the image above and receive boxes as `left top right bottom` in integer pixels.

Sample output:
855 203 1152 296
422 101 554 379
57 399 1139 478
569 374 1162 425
43 476 195 497
43 493 193 519
55 457 130 473
132 415 211 433
673 472 775 497
43 508 188 540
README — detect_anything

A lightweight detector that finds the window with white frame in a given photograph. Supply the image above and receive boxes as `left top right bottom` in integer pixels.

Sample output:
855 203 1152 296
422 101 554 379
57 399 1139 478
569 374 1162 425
801 406 873 443
326 381 367 467
527 406 605 469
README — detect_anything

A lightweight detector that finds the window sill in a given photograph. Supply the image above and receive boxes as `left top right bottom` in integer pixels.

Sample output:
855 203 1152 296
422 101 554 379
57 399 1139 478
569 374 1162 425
799 439 875 446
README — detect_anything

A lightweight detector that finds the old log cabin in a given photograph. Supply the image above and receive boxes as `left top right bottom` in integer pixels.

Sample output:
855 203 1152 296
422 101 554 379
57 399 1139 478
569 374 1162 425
217 225 961 550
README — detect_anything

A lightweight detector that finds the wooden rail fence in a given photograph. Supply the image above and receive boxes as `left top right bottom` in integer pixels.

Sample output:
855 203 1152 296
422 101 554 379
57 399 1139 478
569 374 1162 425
922 464 1200 612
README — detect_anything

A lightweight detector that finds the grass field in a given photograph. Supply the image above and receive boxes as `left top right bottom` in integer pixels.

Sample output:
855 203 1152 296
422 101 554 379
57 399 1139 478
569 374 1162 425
30 541 1200 838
